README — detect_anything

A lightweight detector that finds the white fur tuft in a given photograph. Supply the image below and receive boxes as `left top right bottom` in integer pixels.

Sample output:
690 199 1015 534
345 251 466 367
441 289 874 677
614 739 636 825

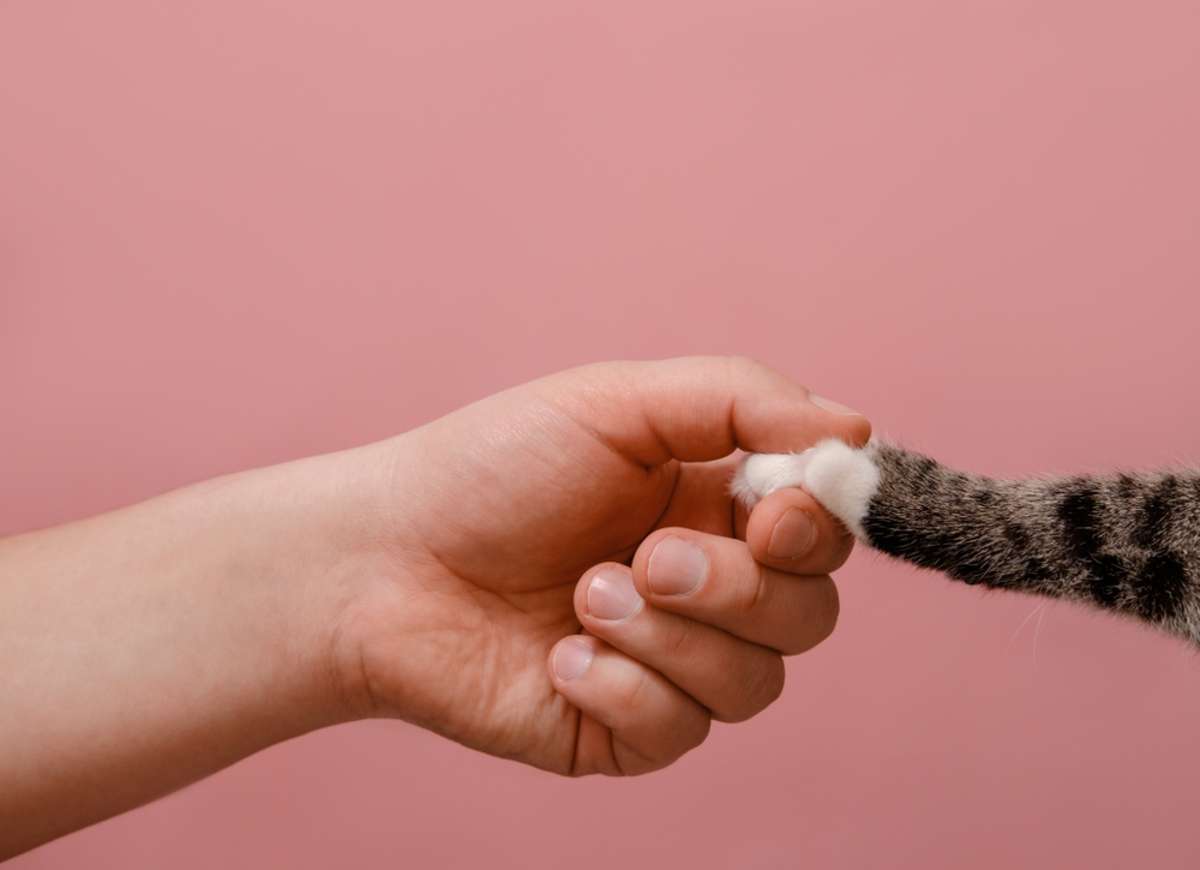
730 452 811 508
731 440 881 539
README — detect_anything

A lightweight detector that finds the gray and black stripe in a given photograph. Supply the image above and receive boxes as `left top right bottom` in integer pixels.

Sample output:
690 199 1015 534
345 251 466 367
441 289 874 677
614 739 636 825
861 444 1200 644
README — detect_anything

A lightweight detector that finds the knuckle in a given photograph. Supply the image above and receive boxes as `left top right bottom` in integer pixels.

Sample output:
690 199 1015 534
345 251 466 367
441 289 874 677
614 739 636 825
665 616 696 658
738 564 772 618
715 654 786 723
683 710 713 752
725 354 769 381
754 655 787 710
781 577 840 655
652 710 711 770
614 667 653 718
810 578 841 639
722 355 810 396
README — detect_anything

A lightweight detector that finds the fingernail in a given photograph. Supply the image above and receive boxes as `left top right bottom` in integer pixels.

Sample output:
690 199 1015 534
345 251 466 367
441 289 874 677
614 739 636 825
768 508 817 559
587 570 643 620
810 394 863 416
553 637 594 681
647 537 708 596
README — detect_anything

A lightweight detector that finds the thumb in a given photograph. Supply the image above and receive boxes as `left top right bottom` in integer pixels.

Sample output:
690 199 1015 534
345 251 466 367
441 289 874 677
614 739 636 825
540 356 870 466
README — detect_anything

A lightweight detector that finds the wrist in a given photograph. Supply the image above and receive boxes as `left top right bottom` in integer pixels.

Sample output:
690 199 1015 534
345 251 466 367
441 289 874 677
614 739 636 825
195 443 400 729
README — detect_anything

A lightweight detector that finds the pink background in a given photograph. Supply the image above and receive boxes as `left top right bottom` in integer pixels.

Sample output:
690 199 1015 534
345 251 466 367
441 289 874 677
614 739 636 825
4 1 1200 866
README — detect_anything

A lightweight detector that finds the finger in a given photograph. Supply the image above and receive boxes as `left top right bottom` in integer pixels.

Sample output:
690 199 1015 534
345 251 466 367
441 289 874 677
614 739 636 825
629 529 840 654
744 486 856 574
575 564 785 722
547 635 711 775
650 456 743 538
544 356 870 466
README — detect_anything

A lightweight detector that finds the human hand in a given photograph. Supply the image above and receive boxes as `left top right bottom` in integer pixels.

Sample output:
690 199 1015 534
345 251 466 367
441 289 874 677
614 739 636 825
333 357 871 775
0 356 870 855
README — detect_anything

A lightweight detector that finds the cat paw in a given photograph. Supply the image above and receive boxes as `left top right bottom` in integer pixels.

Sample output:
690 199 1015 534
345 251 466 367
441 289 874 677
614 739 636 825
731 439 880 539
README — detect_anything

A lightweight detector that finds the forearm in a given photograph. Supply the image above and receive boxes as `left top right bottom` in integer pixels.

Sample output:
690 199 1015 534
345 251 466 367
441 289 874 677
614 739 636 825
0 448 382 857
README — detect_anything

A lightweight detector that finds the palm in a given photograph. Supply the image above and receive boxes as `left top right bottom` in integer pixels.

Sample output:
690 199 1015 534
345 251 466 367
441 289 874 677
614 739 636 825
360 386 734 772
346 359 867 776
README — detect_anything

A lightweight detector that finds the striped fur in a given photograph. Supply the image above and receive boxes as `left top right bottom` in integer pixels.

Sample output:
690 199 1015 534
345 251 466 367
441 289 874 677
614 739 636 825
734 441 1200 645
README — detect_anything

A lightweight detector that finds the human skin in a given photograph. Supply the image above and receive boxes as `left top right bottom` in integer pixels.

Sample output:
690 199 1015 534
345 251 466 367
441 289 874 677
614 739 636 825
0 357 870 858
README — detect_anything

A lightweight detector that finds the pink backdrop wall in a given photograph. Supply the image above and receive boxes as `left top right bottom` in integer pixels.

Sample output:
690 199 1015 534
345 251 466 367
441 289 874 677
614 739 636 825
4 1 1200 866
